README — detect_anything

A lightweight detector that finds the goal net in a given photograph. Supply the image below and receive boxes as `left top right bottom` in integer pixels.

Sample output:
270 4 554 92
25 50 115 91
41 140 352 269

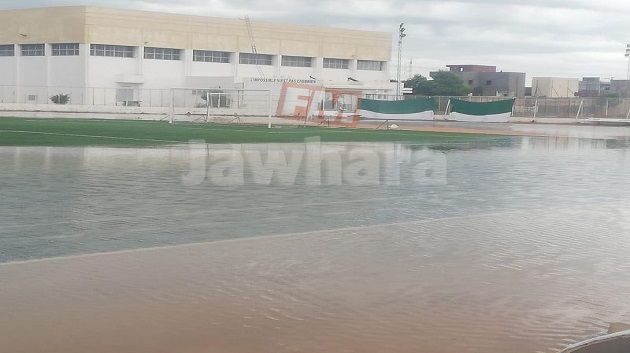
168 88 274 124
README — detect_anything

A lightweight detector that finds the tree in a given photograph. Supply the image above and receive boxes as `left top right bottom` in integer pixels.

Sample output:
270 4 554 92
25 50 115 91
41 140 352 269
404 71 471 96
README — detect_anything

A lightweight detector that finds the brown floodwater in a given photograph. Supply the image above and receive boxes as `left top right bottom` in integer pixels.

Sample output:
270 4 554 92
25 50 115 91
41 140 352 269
3 205 630 353
1 134 630 352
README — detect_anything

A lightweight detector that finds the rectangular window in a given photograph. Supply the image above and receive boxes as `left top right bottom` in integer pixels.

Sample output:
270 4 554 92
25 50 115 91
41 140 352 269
21 44 45 57
51 43 80 56
144 47 181 61
281 55 312 68
239 53 273 66
193 50 230 63
0 44 15 57
357 60 383 71
486 80 492 86
90 44 135 58
323 58 349 69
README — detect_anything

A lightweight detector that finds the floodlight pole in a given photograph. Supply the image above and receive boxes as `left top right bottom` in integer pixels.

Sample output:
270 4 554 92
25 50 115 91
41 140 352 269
626 44 630 80
396 23 406 100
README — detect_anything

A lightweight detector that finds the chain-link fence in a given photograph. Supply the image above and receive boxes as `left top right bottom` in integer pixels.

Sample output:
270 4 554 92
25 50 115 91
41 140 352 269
365 94 630 119
0 85 172 107
3 85 630 120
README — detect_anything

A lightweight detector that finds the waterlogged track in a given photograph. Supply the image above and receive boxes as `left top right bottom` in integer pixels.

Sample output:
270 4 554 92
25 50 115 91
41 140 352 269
2 205 630 353
1 134 630 353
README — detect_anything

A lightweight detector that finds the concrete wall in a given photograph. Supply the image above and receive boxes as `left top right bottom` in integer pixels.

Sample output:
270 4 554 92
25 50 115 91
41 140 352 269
532 77 580 97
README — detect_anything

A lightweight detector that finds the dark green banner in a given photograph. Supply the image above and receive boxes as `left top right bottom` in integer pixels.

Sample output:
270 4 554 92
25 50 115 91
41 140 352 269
359 98 436 114
450 98 515 116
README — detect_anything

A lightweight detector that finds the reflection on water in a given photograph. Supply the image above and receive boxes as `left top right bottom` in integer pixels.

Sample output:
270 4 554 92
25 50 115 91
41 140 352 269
1 135 630 353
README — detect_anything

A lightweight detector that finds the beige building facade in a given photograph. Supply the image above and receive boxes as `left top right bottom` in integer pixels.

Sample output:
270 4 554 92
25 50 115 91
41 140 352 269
0 6 394 106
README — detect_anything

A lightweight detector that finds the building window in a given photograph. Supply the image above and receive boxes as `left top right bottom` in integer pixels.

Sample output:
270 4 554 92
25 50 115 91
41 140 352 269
323 58 349 69
281 56 312 67
90 44 135 58
357 60 383 71
21 44 45 57
468 80 474 85
486 80 492 86
239 53 273 66
51 43 80 56
0 44 14 57
144 47 181 61
193 50 230 63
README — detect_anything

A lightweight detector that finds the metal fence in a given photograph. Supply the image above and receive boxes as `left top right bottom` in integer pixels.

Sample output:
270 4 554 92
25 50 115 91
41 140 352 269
0 85 172 107
365 94 630 119
2 85 630 120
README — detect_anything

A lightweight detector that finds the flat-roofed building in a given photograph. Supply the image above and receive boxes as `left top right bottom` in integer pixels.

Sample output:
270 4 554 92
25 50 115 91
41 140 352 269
436 65 526 97
0 6 394 105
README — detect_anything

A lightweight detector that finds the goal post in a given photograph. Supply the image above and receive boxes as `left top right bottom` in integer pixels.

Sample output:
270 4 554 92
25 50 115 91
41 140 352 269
168 88 276 126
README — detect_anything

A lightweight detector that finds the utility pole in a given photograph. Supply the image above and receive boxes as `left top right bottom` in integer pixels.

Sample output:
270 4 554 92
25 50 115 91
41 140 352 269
625 44 630 80
396 23 406 100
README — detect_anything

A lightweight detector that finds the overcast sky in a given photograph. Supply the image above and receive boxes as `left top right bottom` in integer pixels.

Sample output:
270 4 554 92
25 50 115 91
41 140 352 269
3 0 630 84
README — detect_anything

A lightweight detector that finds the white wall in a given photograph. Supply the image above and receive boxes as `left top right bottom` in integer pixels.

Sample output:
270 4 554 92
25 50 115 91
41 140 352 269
190 62 233 78
18 56 47 86
237 63 278 82
355 68 389 85
0 56 16 86
0 45 395 106
142 59 185 88
48 44 86 87
88 56 139 88
278 65 317 80
321 67 353 85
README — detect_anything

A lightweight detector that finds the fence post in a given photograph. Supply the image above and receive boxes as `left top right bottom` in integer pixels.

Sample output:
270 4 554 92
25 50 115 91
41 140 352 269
575 100 583 120
444 99 451 119
206 91 210 123
268 89 272 129
169 88 174 124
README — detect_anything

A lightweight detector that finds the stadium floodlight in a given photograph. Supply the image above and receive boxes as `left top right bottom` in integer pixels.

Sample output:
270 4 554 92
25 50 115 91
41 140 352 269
626 45 630 79
396 23 407 99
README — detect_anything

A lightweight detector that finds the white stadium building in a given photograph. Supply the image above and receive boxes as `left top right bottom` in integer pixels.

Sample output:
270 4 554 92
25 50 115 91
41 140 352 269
0 6 395 119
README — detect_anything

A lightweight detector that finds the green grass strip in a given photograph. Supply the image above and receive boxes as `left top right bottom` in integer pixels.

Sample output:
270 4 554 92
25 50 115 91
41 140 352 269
0 117 503 147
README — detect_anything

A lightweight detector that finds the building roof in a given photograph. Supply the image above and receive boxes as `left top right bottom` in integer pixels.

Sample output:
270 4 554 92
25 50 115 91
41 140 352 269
447 65 497 73
0 6 392 61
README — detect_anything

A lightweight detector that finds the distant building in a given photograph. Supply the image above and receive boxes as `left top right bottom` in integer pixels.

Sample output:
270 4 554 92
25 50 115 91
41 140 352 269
531 77 579 97
610 80 630 97
447 65 497 73
437 65 526 97
578 77 601 97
